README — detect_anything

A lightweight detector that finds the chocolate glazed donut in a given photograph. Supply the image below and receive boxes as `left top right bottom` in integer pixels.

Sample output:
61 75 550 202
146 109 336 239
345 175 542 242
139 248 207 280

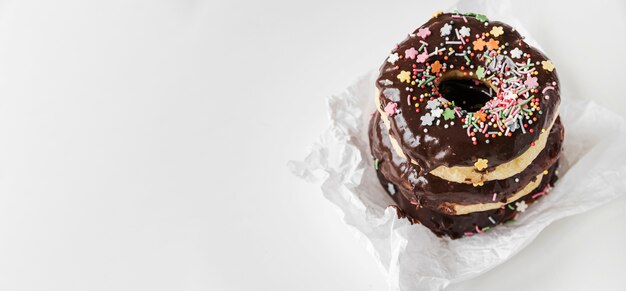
369 12 564 238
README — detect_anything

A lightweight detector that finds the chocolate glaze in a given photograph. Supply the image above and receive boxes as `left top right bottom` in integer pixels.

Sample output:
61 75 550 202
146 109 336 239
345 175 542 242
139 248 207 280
376 13 561 173
369 112 563 212
377 165 559 239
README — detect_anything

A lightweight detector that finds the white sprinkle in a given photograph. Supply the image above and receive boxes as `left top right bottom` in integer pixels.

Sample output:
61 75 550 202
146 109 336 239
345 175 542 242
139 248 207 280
515 178 520 183
423 128 428 133
488 216 496 224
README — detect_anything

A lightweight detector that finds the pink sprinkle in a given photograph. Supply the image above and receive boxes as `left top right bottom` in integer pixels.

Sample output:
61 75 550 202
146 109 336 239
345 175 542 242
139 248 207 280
464 232 474 236
405 47 419 59
384 102 398 116
475 225 484 234
416 51 429 63
463 15 468 22
524 76 538 88
407 95 411 106
452 15 461 18
542 86 555 94
532 191 546 199
416 27 431 39
419 40 429 46
492 193 497 201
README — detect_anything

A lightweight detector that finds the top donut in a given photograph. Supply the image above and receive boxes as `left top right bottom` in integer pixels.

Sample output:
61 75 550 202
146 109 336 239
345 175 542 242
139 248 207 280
376 11 560 179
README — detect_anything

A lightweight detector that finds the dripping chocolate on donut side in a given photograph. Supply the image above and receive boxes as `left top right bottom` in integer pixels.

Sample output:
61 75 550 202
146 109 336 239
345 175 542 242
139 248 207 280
376 12 560 173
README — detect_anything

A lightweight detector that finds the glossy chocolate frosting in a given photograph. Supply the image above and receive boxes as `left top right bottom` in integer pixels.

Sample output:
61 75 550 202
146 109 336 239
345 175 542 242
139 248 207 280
369 112 563 213
376 12 560 173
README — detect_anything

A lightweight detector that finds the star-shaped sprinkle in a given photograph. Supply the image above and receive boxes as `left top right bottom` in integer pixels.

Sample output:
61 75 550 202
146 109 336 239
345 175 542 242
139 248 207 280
473 110 487 122
431 108 443 118
459 26 470 37
425 99 440 110
382 88 400 101
384 102 398 116
490 26 504 37
440 23 452 36
431 60 442 73
405 47 419 59
387 52 399 64
476 66 485 80
515 200 528 212
475 14 488 22
510 47 523 59
420 113 434 126
417 27 431 39
525 76 538 88
442 108 455 120
486 38 500 50
506 118 520 132
397 70 411 83
542 60 555 72
416 51 429 63
474 158 488 171
472 38 487 51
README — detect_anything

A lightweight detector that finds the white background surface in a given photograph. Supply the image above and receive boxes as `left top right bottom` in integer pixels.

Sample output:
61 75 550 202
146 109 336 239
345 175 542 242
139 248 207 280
0 0 624 290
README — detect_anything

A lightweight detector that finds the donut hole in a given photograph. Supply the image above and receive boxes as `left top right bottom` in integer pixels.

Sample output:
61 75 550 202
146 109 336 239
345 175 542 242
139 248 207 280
438 77 494 112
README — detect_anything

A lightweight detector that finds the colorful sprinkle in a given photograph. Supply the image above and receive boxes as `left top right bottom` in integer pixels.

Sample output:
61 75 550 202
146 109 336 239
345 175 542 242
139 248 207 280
416 51 429 63
515 200 528 212
431 60 442 73
397 70 411 83
510 47 522 58
474 158 488 171
541 60 555 71
490 26 504 37
472 38 487 51
417 27 431 39
387 52 399 64
384 102 398 116
405 47 419 59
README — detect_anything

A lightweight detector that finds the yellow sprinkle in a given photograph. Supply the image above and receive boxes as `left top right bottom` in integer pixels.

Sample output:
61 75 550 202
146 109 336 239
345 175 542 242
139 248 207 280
543 170 549 175
415 103 419 108
432 11 443 18
541 129 546 133
542 60 555 72
472 181 484 187
474 158 489 171
498 132 503 136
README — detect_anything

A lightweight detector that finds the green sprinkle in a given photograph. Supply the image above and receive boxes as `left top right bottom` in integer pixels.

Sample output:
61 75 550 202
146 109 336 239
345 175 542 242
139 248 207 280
517 96 534 107
476 66 485 80
464 55 471 64
505 219 516 224
419 44 425 51
475 14 489 22
507 204 515 210
482 227 491 231
375 159 379 170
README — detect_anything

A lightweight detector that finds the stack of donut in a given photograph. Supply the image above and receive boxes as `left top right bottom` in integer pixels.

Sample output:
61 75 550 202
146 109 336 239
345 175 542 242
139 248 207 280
369 12 564 239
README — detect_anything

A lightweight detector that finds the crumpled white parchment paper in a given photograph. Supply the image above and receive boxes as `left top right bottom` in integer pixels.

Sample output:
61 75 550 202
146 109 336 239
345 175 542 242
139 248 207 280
288 1 626 290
